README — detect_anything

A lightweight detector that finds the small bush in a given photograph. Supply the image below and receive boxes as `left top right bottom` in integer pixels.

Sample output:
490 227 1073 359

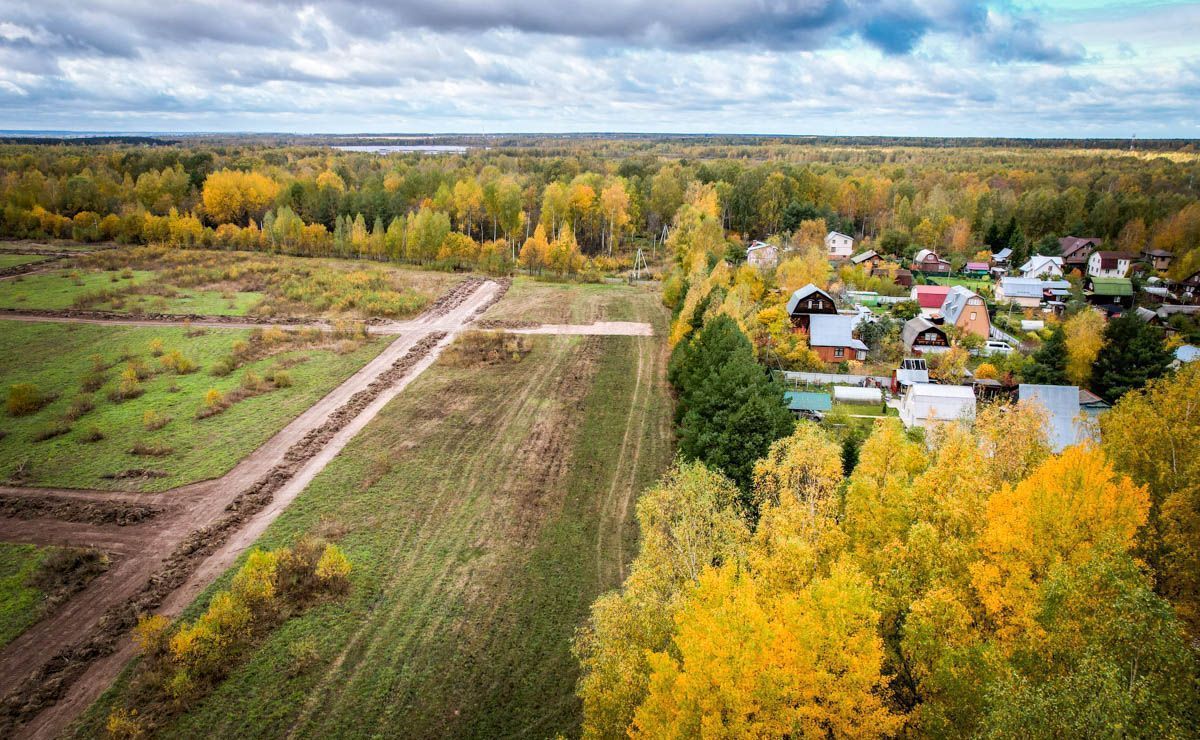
80 426 105 443
63 394 95 421
105 707 145 740
240 370 269 392
148 338 164 357
266 369 292 388
32 421 71 442
129 441 174 457
7 383 48 416
160 350 198 375
315 544 352 592
142 409 172 431
197 388 228 419
81 371 107 393
210 355 237 377
109 365 143 402
128 359 153 381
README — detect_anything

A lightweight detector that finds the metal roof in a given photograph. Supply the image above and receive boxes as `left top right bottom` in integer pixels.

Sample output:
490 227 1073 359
998 277 1071 299
1019 384 1087 452
993 247 1013 261
807 314 868 351
1176 345 1200 363
786 283 835 314
914 285 952 307
1087 277 1133 296
939 286 979 324
785 391 832 412
1020 255 1064 274
901 316 944 347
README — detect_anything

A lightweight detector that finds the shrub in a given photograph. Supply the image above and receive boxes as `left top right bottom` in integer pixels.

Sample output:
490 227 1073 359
110 365 143 401
105 708 145 740
128 359 153 381
197 389 227 419
7 383 48 416
129 442 173 457
32 421 71 442
240 370 269 392
266 369 292 388
160 350 198 375
63 394 95 421
80 426 105 443
442 331 533 367
210 355 237 377
81 371 106 393
148 338 164 357
142 410 172 431
315 544 352 592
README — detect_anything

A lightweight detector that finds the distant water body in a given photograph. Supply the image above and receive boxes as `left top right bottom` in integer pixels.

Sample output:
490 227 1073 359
332 144 469 154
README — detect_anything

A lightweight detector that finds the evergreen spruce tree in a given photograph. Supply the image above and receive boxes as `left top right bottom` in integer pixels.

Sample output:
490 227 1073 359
1024 324 1070 385
1092 313 1172 402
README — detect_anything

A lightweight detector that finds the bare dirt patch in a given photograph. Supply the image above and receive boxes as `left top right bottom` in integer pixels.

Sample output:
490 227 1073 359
0 495 160 526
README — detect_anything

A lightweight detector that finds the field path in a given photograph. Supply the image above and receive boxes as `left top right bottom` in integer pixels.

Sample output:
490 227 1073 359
0 279 503 740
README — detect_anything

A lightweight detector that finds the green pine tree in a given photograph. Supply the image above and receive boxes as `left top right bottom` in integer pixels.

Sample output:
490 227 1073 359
1092 313 1172 402
1024 324 1070 386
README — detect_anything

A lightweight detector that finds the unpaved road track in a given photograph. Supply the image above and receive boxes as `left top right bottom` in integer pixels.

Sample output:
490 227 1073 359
0 279 504 740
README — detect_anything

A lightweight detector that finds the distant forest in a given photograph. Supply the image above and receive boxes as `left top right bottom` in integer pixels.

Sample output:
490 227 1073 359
2 135 1198 280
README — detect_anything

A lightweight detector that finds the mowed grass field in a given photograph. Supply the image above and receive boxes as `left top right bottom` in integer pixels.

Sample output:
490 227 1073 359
0 254 50 269
76 284 674 738
0 543 50 649
481 276 660 324
0 269 263 315
0 321 388 491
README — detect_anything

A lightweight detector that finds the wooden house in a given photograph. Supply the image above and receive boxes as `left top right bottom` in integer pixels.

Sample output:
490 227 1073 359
911 249 951 274
901 316 950 354
785 283 838 331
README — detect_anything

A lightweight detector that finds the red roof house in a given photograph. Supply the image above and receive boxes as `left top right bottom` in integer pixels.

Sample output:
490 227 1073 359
914 285 952 310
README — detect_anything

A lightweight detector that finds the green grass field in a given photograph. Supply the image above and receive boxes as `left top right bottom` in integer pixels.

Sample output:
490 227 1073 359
0 269 263 315
0 254 50 269
0 543 50 649
925 275 994 292
481 277 662 324
0 321 388 491
76 285 673 738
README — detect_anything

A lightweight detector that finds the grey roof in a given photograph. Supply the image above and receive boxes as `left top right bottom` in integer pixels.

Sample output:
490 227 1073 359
1176 345 1200 363
901 316 944 348
999 277 1071 299
939 286 979 324
807 314 868 351
1135 306 1157 322
827 231 853 240
746 240 777 254
850 250 878 265
993 247 1012 261
1019 384 1089 452
1020 255 1064 274
786 283 835 314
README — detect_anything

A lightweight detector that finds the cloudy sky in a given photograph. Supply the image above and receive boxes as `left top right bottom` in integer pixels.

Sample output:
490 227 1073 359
0 0 1197 136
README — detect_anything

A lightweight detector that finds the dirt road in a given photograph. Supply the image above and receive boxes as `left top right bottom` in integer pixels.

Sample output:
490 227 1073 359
0 278 504 739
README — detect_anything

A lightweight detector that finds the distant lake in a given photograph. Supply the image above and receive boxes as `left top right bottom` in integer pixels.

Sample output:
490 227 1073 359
332 144 469 154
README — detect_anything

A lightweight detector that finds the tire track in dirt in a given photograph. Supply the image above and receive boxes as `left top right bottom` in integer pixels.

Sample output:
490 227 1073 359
0 278 505 740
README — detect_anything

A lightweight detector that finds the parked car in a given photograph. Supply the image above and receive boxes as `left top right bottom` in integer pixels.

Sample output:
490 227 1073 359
982 340 1013 355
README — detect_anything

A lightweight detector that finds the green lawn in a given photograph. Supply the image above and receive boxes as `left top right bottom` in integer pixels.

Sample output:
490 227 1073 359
76 290 673 738
0 254 50 269
925 276 994 292
481 277 662 324
0 321 388 491
0 543 49 649
0 269 263 316
830 402 896 417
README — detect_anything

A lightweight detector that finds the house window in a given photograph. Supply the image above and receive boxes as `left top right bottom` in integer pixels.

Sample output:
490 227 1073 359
834 347 844 358
969 311 977 321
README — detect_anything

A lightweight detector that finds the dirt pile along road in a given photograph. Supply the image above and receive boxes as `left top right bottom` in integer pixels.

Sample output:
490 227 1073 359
0 277 506 740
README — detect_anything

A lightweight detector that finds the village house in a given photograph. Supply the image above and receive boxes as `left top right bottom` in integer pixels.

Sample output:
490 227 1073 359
745 240 779 269
1019 384 1104 452
1059 236 1102 273
891 357 930 394
1087 251 1135 278
911 249 951 274
785 284 868 363
1142 248 1174 272
825 231 854 259
850 250 881 270
880 266 913 288
938 286 991 339
912 285 952 316
995 277 1071 308
899 383 976 429
785 283 838 330
963 261 990 277
901 316 950 354
1019 255 1064 279
991 247 1013 269
1084 276 1134 309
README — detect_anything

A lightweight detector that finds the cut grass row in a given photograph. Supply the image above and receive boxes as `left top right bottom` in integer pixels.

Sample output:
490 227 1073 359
76 289 672 737
0 321 389 491
480 276 664 324
0 254 50 269
0 269 262 315
0 543 52 649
